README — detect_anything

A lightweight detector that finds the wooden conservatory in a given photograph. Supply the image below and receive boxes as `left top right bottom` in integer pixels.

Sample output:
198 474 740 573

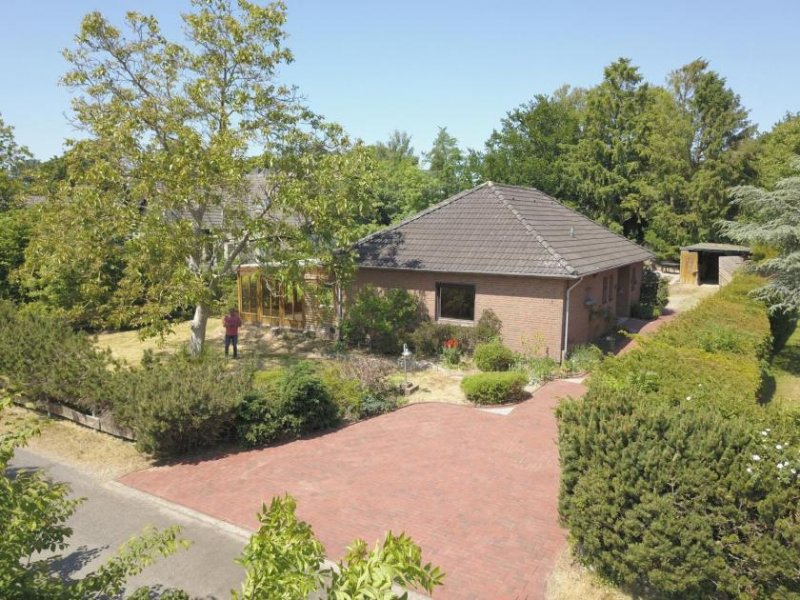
236 264 334 331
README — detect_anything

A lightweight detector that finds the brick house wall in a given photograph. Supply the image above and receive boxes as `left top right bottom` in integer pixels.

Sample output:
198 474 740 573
567 263 643 350
354 268 566 357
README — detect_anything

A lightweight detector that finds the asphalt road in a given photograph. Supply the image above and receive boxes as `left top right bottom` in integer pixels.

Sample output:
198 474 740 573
10 448 248 599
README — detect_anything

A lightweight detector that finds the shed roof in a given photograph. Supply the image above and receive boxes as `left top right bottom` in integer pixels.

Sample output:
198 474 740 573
681 243 751 254
355 182 653 278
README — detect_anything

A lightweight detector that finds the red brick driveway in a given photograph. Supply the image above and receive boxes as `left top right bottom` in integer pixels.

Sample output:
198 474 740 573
120 380 586 599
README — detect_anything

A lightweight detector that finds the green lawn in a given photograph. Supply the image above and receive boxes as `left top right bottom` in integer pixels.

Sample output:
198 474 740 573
772 327 800 412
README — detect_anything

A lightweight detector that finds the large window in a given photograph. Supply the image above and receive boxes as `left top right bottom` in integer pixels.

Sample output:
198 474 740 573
436 283 475 321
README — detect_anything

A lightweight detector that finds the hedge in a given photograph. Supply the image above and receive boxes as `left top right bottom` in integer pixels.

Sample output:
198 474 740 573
461 371 527 405
557 274 800 599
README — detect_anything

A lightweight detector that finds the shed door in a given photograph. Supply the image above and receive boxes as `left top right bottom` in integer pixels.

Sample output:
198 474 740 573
680 250 699 285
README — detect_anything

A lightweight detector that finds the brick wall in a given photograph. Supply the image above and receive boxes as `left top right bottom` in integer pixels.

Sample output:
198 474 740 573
567 263 644 353
354 268 567 357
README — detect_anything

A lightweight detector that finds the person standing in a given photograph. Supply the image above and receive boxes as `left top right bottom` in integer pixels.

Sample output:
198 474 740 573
223 307 242 358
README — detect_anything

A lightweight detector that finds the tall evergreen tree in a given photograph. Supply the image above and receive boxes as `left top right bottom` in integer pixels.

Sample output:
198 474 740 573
755 112 800 188
562 59 653 240
425 127 470 199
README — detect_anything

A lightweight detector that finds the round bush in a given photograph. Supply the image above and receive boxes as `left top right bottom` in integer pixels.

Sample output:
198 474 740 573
279 362 339 434
460 371 527 405
473 341 515 372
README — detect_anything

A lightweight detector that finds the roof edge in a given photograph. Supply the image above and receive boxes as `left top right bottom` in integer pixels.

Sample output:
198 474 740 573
357 264 580 280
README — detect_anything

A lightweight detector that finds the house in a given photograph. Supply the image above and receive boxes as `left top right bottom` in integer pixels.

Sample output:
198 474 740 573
352 182 653 359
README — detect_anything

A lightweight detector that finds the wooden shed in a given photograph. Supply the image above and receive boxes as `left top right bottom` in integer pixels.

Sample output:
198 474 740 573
679 243 750 286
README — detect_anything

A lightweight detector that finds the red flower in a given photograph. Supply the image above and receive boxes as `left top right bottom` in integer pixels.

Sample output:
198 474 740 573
443 338 459 349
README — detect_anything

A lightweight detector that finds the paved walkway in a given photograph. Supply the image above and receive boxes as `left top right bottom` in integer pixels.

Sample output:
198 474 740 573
121 380 587 599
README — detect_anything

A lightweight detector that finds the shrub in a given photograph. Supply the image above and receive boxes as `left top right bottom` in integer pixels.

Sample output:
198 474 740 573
340 286 423 354
557 274 800 598
278 362 339 435
236 368 284 447
460 371 527 405
409 322 458 357
409 309 504 357
0 300 114 413
564 344 603 375
112 352 252 457
441 338 461 367
526 356 558 384
321 355 398 420
633 267 669 319
474 309 503 343
473 341 515 372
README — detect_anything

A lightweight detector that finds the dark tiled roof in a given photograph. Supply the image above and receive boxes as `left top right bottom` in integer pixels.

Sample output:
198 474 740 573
355 182 653 278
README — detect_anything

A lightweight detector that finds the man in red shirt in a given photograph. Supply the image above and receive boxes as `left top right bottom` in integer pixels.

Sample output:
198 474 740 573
223 307 242 358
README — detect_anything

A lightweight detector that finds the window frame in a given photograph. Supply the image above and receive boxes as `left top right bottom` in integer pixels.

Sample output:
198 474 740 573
436 282 476 322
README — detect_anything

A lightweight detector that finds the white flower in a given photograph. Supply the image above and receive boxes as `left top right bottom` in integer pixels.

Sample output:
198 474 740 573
777 463 785 470
777 444 783 450
752 454 761 461
761 430 768 436
792 469 797 475
766 428 771 432
746 467 753 474
686 395 692 401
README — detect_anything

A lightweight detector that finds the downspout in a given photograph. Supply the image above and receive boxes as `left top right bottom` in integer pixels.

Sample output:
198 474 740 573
562 277 584 363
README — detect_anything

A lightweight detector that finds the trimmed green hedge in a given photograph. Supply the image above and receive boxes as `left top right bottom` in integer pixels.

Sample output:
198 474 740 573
461 371 527 405
557 274 800 599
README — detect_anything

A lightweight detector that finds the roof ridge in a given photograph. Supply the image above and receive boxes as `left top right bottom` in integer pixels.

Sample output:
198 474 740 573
496 183 652 255
487 183 576 276
353 182 492 248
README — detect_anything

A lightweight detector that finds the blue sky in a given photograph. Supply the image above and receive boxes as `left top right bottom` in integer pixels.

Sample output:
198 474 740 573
3 0 799 160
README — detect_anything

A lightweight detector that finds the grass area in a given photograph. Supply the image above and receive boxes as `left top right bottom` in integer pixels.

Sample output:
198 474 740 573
772 327 800 412
0 404 151 479
96 317 329 369
545 550 632 600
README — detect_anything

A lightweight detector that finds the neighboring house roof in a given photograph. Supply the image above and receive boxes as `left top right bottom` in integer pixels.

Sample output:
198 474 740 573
681 243 750 254
354 182 653 279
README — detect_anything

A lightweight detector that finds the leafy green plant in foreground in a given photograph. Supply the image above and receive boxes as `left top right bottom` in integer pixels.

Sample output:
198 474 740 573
235 495 445 600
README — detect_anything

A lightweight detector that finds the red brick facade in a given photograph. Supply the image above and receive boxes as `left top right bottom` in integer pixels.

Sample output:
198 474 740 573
354 263 643 360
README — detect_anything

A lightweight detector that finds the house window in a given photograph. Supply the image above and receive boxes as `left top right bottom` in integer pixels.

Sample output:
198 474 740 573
241 273 259 314
436 283 475 321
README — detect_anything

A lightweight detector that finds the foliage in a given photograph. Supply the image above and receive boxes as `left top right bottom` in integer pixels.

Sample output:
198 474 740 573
236 369 284 447
525 356 559 385
58 0 375 353
424 127 473 200
473 341 516 372
475 308 503 343
326 355 398 419
0 113 31 210
278 361 339 435
0 209 31 301
755 113 800 188
408 309 502 357
460 371 527 405
112 352 252 457
631 267 669 319
0 301 114 413
557 274 800 598
341 285 423 354
441 338 462 367
235 494 444 600
0 398 188 599
479 85 583 197
719 166 800 313
563 344 603 375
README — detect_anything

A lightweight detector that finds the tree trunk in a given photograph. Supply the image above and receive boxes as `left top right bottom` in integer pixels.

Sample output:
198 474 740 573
189 303 209 357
